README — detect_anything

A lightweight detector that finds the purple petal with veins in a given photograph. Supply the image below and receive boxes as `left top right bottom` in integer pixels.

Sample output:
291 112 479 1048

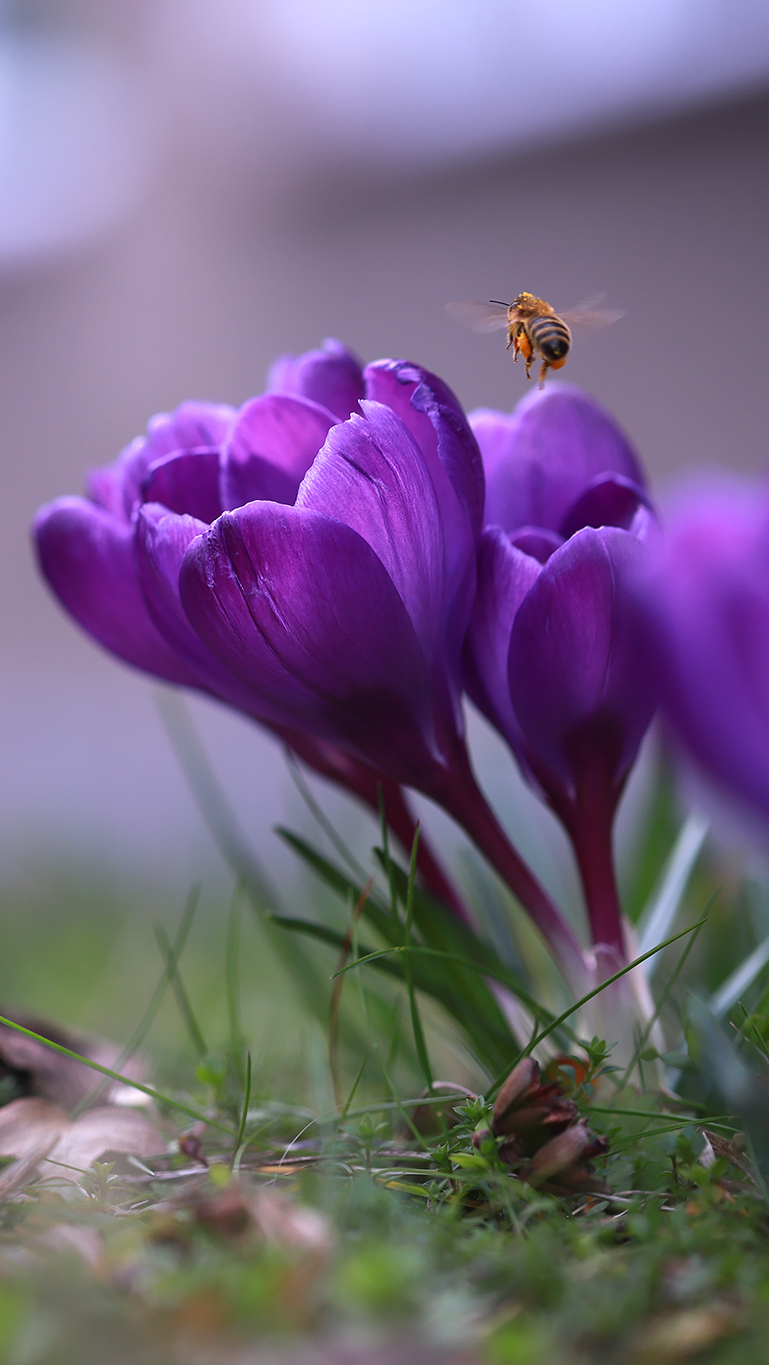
220 393 337 511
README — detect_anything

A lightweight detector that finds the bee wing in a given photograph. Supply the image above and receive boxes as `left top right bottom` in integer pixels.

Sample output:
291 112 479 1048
558 299 626 332
445 301 512 333
566 291 607 312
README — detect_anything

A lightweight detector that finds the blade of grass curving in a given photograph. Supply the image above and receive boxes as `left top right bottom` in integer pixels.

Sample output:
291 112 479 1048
330 941 528 1076
624 754 679 923
285 748 371 885
378 784 400 924
618 914 708 1089
155 924 208 1059
231 1051 252 1171
329 879 374 1107
226 886 245 1078
0 1014 236 1135
340 1048 371 1125
155 692 275 907
487 917 709 1097
157 697 332 1024
348 898 427 1149
373 851 541 1043
272 836 524 1069
277 913 561 1075
710 931 769 1020
403 826 433 1091
72 884 203 1117
277 829 368 902
332 943 556 1011
611 1122 691 1149
637 812 709 972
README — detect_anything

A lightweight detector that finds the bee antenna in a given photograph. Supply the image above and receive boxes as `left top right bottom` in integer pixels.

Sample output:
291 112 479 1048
489 300 509 306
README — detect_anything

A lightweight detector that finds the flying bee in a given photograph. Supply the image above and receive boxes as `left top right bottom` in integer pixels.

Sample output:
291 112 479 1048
446 292 624 388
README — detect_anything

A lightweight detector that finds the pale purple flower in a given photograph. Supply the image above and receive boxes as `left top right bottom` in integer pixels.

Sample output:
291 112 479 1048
651 476 769 827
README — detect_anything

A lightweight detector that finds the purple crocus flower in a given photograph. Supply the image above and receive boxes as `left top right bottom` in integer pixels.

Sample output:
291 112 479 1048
33 347 457 913
465 388 657 958
651 476 769 829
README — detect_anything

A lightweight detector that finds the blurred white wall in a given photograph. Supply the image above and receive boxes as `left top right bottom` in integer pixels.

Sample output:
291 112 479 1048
2 0 769 904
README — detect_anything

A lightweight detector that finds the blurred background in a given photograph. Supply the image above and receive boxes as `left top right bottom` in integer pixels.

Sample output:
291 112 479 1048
2 0 769 1043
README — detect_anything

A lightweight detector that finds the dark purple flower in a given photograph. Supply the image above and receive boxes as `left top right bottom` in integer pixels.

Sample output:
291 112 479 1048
465 388 657 956
34 351 428 856
651 476 769 827
33 344 484 922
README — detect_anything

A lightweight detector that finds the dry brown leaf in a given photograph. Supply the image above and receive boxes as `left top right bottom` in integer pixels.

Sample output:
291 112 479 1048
189 1181 333 1256
0 1011 147 1110
251 1188 333 1254
0 1097 163 1179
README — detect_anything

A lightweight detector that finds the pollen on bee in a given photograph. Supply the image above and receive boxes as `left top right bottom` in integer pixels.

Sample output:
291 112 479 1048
549 357 568 370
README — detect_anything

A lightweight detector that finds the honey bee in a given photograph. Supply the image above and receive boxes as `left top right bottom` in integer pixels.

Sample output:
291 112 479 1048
446 292 624 388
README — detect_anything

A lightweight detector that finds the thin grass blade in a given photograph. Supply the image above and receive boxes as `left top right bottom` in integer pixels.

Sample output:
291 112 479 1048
637 812 709 971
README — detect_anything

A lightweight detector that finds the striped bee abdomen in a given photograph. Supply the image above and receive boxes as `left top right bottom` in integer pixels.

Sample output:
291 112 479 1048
527 315 571 363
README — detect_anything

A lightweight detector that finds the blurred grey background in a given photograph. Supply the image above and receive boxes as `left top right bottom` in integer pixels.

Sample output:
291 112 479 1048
3 0 769 907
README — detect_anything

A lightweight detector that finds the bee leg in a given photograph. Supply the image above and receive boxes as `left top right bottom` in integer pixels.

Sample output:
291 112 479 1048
537 360 548 389
524 354 533 380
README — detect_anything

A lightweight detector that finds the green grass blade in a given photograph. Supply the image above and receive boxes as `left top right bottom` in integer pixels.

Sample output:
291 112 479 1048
710 931 769 1020
226 886 245 1074
637 812 709 970
231 1051 252 1169
488 916 709 1096
403 826 433 1091
617 916 707 1089
155 692 275 908
284 749 371 885
72 884 203 1117
155 924 208 1059
0 1014 236 1136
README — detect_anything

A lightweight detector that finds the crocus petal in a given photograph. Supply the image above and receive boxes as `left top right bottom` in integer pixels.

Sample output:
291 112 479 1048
135 503 302 727
473 388 645 535
365 359 485 540
86 437 142 520
141 449 223 524
653 478 769 821
34 497 197 687
559 473 652 541
87 401 235 523
267 338 365 421
509 527 563 563
179 502 441 781
145 401 235 457
508 527 656 797
464 527 541 748
220 394 337 511
296 402 445 670
363 360 484 680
